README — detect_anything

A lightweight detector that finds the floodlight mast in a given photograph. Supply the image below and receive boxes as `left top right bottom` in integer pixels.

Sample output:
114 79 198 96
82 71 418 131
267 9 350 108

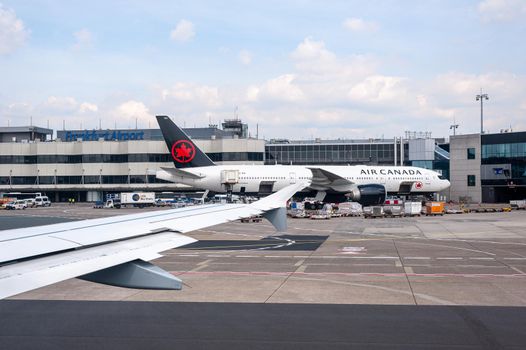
476 91 489 134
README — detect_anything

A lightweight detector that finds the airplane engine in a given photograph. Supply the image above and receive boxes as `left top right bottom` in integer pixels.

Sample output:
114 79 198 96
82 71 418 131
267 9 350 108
348 184 386 206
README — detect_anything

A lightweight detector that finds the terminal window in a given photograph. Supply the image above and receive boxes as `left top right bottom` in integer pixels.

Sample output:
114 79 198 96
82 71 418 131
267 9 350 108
467 148 476 159
467 175 476 187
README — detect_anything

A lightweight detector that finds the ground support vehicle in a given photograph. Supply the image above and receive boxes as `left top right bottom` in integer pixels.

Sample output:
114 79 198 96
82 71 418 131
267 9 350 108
425 202 444 216
34 196 51 207
510 200 526 210
5 200 27 210
240 216 263 223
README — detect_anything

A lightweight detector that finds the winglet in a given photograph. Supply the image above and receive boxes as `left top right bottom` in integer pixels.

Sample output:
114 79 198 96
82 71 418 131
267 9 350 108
251 182 309 232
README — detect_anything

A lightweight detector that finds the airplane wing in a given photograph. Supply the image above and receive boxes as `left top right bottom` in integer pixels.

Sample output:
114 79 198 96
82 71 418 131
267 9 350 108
0 182 307 299
307 167 354 192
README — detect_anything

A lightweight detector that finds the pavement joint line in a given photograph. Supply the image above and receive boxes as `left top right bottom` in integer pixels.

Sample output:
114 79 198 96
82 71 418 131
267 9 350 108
392 239 418 305
170 270 526 278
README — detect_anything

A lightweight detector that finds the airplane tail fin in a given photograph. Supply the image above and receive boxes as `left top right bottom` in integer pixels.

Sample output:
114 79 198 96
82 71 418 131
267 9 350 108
156 115 216 168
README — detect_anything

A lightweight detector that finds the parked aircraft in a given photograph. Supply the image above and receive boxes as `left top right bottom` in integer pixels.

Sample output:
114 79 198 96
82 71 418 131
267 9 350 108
0 183 306 299
155 116 450 206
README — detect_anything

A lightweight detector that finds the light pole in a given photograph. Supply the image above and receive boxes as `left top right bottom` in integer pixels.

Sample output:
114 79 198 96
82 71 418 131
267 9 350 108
450 117 459 136
476 91 489 134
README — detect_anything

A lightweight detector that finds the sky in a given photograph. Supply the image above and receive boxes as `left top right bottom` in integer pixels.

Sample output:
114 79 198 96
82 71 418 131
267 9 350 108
0 0 525 139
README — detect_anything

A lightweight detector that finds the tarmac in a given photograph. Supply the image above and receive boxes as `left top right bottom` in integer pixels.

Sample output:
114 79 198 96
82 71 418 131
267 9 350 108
1 204 526 349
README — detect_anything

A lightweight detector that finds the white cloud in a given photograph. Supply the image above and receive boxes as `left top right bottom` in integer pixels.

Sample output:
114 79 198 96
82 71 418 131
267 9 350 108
114 100 152 123
478 0 526 22
44 96 78 112
79 102 98 113
246 74 305 103
349 75 408 103
239 49 252 65
0 4 29 55
72 28 94 50
342 17 379 32
170 19 195 42
161 82 222 108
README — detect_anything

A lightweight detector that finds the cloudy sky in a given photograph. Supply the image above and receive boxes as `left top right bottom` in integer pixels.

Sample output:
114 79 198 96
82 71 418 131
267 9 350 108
0 0 525 139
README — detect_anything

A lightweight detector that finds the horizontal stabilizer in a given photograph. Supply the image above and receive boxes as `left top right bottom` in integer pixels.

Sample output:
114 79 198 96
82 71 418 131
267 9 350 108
161 167 205 179
80 259 182 290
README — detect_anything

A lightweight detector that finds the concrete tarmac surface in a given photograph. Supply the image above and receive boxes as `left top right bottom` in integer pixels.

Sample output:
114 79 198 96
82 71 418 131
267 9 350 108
2 204 526 349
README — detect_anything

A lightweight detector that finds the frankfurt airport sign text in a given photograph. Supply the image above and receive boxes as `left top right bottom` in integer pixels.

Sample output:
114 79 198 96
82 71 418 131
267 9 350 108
61 130 145 142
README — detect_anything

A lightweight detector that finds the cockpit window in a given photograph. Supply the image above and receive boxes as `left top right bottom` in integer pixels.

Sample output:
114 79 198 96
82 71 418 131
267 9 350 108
438 174 446 180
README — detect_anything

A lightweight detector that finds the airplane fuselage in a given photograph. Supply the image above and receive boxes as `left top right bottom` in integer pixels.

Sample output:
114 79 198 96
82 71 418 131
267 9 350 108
156 164 450 195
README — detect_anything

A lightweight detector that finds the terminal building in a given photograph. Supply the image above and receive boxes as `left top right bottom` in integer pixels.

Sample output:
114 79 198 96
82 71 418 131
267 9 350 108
449 131 526 203
1 117 523 203
0 120 264 202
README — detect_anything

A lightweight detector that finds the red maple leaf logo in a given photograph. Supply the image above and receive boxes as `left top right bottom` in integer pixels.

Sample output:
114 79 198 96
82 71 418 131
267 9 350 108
171 140 196 163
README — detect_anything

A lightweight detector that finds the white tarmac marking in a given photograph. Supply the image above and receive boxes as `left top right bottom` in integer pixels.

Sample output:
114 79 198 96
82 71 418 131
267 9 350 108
294 259 305 267
207 254 229 258
235 255 257 258
404 257 431 260
404 267 414 274
503 257 526 260
469 257 495 260
436 257 463 260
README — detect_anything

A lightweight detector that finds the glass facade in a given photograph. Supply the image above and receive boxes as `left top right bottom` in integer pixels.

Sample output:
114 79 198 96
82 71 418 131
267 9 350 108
481 132 526 202
482 143 526 159
265 143 404 165
0 152 262 164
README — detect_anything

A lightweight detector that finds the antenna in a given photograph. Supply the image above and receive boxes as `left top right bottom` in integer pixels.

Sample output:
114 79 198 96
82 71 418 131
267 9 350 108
63 120 65 130
99 119 102 130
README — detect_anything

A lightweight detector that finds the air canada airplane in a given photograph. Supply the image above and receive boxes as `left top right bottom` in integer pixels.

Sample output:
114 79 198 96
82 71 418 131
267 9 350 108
155 115 450 206
0 182 306 299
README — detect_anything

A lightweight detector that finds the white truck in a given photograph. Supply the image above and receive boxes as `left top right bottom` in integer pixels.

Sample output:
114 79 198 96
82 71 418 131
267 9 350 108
105 192 156 209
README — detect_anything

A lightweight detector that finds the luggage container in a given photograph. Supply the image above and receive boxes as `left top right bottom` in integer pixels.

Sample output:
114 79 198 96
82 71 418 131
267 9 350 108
363 206 384 218
384 205 404 218
404 202 422 217
425 202 444 216
338 202 362 217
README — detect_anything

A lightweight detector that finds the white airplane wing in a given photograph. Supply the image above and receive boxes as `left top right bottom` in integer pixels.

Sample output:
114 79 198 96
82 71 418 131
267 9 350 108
0 182 307 299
